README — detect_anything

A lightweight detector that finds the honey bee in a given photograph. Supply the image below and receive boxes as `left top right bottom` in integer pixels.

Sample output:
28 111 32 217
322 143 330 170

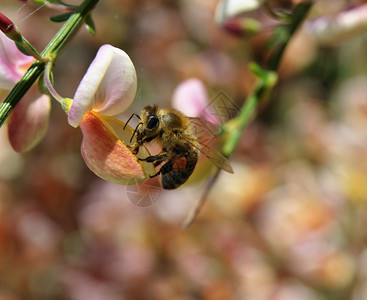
125 105 234 189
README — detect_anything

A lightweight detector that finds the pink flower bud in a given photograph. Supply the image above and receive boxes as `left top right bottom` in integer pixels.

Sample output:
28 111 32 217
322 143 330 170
8 94 51 152
0 12 22 42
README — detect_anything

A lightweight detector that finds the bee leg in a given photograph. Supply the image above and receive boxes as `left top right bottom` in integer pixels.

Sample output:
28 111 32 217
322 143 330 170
131 144 140 155
129 122 143 143
139 152 168 163
126 142 136 149
126 142 139 155
149 170 161 178
153 160 162 167
140 153 169 179
131 135 158 155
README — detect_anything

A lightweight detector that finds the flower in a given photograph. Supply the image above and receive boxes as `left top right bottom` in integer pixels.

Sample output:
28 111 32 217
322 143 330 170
215 0 283 36
8 92 51 153
0 31 51 152
172 78 219 124
67 44 155 185
171 78 225 184
0 32 34 89
0 12 22 42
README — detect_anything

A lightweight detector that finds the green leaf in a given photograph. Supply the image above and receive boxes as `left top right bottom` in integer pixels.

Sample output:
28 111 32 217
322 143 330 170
15 42 31 56
32 0 46 5
249 62 277 88
85 13 96 36
249 62 265 78
46 0 70 5
50 12 74 23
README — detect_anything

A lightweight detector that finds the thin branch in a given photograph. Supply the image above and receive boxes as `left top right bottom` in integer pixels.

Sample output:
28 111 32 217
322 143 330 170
0 0 99 127
183 2 313 227
182 169 221 229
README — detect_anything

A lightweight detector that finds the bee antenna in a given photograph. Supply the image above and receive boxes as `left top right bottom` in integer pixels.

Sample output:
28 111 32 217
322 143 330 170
130 122 142 143
124 113 141 130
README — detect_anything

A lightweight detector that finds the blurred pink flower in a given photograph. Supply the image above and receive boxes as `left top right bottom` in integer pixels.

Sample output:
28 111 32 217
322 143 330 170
171 78 233 185
8 92 51 153
0 31 51 152
172 78 219 124
0 32 34 89
67 44 155 185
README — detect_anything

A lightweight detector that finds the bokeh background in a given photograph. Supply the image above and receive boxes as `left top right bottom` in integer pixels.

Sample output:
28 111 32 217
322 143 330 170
2 0 367 299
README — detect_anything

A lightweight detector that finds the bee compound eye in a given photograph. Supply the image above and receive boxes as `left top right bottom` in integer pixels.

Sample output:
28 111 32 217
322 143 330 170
147 115 159 129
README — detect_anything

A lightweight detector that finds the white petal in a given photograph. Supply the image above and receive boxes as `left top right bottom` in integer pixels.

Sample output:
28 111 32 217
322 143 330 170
68 44 137 127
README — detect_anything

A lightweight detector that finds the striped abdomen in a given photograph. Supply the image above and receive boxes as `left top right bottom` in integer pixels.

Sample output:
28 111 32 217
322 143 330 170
160 153 198 189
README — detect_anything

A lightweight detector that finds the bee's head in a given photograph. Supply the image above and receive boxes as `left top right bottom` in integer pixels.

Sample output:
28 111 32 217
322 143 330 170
143 106 159 129
137 105 160 143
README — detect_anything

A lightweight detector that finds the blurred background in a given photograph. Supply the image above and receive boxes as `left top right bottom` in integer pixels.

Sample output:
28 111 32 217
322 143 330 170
2 0 367 299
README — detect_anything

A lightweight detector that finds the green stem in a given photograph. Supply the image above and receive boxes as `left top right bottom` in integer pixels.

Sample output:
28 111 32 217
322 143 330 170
222 91 259 157
222 2 313 158
183 2 313 227
0 0 99 127
267 2 312 71
44 61 64 103
21 36 48 63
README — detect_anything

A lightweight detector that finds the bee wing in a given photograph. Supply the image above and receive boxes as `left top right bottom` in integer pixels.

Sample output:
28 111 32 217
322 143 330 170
178 132 234 174
188 117 223 139
187 117 226 152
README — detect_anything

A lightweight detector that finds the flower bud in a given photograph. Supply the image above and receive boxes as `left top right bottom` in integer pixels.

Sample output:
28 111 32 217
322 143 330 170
215 0 267 36
0 13 23 42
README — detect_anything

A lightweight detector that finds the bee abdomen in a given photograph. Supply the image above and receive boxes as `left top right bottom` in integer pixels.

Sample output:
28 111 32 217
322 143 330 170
160 156 198 190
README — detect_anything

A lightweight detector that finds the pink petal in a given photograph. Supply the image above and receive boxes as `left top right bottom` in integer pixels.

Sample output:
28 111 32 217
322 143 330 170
8 93 51 152
172 78 209 116
172 78 219 123
96 112 156 177
0 31 35 89
68 44 137 127
79 111 155 185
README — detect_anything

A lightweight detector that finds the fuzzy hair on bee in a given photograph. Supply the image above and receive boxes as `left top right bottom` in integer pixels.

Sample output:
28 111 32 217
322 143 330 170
125 105 233 189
